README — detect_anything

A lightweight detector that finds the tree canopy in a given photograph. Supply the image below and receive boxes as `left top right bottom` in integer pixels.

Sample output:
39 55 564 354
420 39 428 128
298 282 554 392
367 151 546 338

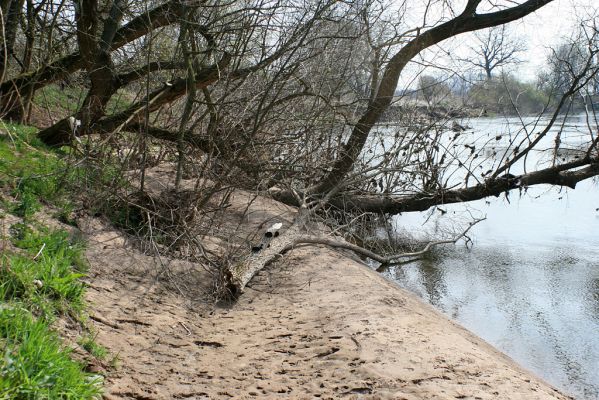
0 0 597 221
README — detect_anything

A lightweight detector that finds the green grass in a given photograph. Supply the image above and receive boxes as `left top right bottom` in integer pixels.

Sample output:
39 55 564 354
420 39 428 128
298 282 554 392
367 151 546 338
0 119 112 399
0 120 114 224
78 334 108 361
34 84 86 115
0 227 103 399
2 226 88 318
0 120 71 219
0 117 131 397
0 307 102 400
106 89 135 114
33 84 134 117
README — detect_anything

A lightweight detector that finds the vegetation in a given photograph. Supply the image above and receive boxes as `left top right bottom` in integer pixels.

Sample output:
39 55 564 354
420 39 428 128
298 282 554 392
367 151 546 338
34 84 87 116
0 225 102 399
0 123 104 399
0 121 70 219
468 74 550 115
3 226 88 316
0 2 595 394
33 84 134 120
0 307 101 400
0 0 596 293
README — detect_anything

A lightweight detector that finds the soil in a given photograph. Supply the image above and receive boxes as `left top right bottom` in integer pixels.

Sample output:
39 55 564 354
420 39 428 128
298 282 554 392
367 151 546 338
76 189 572 400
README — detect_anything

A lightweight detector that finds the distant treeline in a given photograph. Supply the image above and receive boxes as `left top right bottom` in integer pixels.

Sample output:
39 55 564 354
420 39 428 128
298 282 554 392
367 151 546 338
406 72 599 118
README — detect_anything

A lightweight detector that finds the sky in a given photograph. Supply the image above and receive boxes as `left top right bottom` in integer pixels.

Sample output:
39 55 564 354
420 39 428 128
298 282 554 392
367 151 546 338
402 0 598 85
516 0 598 79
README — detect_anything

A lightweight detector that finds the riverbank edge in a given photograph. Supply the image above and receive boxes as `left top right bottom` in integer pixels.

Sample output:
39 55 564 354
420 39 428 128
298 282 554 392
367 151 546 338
83 189 573 399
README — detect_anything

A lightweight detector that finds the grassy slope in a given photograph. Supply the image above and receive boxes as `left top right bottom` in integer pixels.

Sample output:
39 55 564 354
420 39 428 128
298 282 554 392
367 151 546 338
0 121 103 399
33 84 134 120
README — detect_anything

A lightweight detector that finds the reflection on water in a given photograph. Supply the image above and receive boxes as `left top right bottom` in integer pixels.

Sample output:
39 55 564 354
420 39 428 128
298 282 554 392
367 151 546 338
386 115 599 399
386 238 599 398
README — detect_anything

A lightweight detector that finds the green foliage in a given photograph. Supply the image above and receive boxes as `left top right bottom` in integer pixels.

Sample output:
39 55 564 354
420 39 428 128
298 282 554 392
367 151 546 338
1 227 88 318
0 307 102 400
468 74 549 115
0 117 131 239
0 121 40 146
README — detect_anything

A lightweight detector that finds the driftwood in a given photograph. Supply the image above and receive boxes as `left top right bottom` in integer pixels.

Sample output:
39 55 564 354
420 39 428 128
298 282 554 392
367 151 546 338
225 210 308 296
224 206 483 297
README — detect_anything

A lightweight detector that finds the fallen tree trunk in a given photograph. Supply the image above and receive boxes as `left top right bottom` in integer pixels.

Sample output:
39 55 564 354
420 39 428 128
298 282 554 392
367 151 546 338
224 207 482 296
225 221 304 297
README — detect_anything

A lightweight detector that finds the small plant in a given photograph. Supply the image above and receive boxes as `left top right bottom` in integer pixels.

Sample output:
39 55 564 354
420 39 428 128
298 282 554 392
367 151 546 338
79 334 108 360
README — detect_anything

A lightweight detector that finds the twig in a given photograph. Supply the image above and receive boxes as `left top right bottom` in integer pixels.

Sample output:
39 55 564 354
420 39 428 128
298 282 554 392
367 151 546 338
287 217 486 266
116 318 151 326
89 314 121 330
179 321 192 336
33 243 46 260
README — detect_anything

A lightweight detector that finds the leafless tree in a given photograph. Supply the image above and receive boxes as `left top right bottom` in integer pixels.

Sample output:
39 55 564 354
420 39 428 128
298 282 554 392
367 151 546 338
1 0 599 297
461 25 526 80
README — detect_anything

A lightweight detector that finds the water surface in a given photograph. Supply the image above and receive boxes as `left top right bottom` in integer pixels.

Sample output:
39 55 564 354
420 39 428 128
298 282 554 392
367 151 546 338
385 115 599 399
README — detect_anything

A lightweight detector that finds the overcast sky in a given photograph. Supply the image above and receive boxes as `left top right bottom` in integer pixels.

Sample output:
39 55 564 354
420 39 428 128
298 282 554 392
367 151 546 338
402 0 598 86
517 0 597 79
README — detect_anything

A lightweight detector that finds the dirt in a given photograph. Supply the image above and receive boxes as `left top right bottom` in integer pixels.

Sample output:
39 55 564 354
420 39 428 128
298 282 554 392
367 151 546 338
76 190 573 400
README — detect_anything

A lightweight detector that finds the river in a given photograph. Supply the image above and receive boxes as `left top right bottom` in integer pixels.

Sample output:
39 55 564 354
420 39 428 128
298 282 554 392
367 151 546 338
382 114 599 399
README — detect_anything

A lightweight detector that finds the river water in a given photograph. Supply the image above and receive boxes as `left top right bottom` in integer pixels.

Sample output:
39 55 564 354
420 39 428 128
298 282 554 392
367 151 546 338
382 115 599 399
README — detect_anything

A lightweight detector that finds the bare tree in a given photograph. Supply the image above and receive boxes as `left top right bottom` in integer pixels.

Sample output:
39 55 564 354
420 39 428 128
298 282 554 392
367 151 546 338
3 0 599 298
461 25 526 80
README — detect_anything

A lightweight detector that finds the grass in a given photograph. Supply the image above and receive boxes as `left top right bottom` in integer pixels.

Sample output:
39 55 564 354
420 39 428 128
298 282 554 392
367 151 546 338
0 120 71 220
0 119 121 222
0 226 102 399
0 121 106 398
0 307 102 400
2 225 88 318
34 84 86 115
33 84 134 117
79 334 108 360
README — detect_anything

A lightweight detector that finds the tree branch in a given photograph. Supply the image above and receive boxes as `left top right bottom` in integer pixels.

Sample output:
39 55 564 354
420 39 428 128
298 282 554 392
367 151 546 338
316 157 599 214
289 217 484 266
0 0 184 108
309 0 554 196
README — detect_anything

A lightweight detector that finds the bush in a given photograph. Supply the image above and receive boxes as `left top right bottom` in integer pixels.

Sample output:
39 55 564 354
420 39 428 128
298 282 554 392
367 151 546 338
468 74 549 115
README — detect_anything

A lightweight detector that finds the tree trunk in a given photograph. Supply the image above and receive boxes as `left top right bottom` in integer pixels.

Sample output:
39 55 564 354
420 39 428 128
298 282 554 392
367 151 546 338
0 0 24 79
225 222 304 296
223 204 316 296
37 54 231 146
0 0 184 118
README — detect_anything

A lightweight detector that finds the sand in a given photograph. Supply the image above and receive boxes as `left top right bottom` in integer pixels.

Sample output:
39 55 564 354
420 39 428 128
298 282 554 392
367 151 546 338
78 192 572 400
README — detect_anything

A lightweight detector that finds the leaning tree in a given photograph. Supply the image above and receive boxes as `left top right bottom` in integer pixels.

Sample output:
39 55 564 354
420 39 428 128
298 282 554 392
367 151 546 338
1 0 597 296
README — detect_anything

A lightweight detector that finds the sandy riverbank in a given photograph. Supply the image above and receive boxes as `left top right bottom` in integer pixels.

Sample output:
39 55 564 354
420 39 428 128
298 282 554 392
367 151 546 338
80 189 572 400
